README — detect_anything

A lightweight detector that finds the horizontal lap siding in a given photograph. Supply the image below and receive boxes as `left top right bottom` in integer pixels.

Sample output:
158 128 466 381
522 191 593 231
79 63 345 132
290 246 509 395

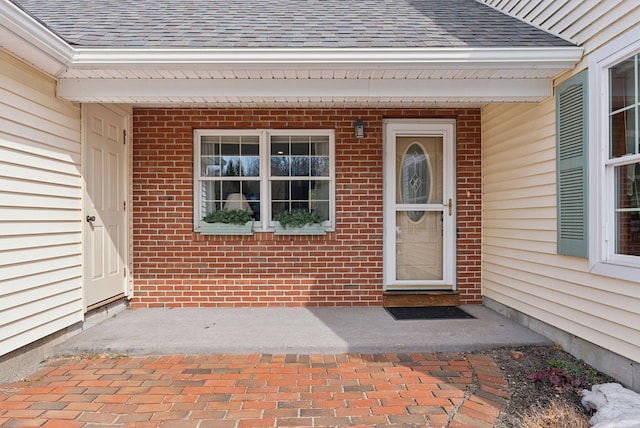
0 50 83 356
132 108 482 307
482 101 640 364
479 0 640 66
480 0 640 367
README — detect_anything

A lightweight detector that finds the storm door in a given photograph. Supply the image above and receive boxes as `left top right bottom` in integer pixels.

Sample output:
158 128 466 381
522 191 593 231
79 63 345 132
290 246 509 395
383 120 455 290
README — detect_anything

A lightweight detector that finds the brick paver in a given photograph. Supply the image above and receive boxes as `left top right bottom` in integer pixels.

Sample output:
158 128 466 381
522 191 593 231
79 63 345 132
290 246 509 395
0 353 509 427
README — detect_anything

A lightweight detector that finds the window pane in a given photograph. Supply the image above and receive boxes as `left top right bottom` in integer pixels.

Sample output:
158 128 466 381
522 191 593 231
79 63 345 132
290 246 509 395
200 141 220 177
614 162 640 256
201 155 221 177
241 157 260 177
311 157 330 176
200 181 222 219
312 201 329 221
312 180 330 200
271 202 288 218
222 158 241 176
242 142 259 156
291 201 308 211
291 180 310 201
271 157 289 176
291 141 310 155
271 142 289 156
243 181 261 221
311 181 329 221
610 109 637 157
610 55 639 158
221 143 240 156
291 157 310 176
311 140 329 156
203 180 260 221
270 136 329 177
270 180 329 221
222 180 240 197
271 181 290 201
610 57 636 112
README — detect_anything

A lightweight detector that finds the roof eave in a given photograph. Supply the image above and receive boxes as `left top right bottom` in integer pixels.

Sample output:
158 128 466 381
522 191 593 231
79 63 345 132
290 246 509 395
0 0 72 76
70 46 583 71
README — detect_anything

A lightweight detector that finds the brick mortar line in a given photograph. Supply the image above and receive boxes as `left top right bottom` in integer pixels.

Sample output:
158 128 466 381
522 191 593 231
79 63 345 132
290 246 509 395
444 357 479 427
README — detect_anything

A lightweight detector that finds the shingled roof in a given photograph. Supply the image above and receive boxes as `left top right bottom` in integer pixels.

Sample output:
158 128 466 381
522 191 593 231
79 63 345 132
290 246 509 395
11 0 572 48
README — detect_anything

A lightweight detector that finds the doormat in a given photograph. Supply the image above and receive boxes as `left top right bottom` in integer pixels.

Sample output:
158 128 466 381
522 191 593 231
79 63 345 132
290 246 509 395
385 306 475 320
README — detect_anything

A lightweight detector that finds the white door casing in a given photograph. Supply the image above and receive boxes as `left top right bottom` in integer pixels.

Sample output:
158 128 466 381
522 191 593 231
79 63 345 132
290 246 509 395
83 104 129 309
383 119 456 290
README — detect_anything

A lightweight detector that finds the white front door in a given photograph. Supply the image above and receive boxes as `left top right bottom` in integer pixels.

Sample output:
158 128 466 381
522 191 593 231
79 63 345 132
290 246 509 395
383 120 456 290
83 104 129 309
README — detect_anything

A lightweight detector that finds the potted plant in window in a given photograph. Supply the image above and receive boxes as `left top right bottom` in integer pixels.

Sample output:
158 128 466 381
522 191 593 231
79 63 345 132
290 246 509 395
274 209 326 235
199 209 254 235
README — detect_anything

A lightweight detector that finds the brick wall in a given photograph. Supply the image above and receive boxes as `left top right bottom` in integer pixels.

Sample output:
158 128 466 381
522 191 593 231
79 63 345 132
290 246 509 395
131 108 481 307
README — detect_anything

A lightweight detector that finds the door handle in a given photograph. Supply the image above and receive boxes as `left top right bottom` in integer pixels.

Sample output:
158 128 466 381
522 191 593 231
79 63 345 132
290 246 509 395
86 215 96 222
448 199 452 216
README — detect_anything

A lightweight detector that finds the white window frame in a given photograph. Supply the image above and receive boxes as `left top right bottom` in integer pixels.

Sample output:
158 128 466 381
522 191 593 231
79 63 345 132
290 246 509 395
588 27 640 282
193 129 335 233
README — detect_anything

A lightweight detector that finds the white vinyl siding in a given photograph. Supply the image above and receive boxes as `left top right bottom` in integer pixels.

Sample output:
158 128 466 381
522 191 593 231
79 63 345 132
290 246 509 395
0 49 83 356
483 99 640 367
480 0 640 378
479 0 640 65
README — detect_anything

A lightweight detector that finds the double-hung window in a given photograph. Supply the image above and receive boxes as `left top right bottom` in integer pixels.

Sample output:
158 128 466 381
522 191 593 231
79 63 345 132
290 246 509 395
588 28 640 281
194 129 335 232
609 54 640 260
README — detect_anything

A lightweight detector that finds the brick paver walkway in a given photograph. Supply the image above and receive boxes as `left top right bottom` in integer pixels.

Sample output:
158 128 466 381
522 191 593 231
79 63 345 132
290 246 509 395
0 353 509 427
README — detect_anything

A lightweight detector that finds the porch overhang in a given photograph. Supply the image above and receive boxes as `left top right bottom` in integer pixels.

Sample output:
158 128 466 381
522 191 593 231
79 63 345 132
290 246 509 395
54 46 581 106
1 0 584 106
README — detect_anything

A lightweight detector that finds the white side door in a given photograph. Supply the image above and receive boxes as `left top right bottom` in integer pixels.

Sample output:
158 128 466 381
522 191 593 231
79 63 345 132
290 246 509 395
83 104 128 309
383 120 456 290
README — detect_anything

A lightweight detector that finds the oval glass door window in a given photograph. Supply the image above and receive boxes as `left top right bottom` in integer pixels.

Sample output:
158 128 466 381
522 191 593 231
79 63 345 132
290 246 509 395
400 143 431 222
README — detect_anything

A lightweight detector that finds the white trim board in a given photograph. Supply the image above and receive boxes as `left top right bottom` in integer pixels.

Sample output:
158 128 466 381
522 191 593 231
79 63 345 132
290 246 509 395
58 78 553 104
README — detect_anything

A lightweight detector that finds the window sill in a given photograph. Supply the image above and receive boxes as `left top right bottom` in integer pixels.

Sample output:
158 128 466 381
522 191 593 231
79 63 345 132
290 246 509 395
589 260 640 283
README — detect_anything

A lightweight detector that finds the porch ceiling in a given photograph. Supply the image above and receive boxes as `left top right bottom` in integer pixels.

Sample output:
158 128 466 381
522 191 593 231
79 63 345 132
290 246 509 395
57 75 553 107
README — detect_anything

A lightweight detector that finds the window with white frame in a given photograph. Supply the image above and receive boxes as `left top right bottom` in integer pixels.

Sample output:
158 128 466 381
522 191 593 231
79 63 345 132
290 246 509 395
589 29 640 281
608 54 640 258
193 129 335 232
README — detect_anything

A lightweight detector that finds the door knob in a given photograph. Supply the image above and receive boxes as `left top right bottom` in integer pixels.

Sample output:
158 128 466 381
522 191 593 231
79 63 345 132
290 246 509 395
86 215 96 222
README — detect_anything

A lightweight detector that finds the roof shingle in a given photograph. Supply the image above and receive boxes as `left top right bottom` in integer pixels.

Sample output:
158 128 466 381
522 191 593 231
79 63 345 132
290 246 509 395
11 0 574 48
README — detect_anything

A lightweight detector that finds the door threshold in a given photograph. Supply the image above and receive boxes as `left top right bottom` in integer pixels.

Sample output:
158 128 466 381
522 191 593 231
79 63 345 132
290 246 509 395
86 293 126 312
383 291 460 307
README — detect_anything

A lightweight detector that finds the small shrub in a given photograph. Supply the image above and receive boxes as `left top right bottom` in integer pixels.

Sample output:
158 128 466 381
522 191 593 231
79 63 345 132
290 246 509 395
203 209 253 225
275 209 324 228
548 359 600 384
528 357 602 390
527 366 582 389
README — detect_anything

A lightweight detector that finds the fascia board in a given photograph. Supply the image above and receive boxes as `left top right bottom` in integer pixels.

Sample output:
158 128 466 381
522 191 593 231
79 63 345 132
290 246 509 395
70 46 583 70
0 0 72 76
58 77 551 100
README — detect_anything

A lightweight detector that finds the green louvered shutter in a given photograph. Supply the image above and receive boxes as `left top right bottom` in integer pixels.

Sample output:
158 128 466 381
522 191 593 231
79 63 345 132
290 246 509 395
556 71 588 258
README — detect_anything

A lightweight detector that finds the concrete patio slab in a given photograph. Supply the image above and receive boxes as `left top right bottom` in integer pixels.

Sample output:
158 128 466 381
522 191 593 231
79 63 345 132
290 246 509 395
54 305 551 357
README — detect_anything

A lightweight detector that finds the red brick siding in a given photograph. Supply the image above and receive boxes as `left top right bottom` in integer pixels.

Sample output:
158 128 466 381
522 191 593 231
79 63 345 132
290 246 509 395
131 108 482 307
